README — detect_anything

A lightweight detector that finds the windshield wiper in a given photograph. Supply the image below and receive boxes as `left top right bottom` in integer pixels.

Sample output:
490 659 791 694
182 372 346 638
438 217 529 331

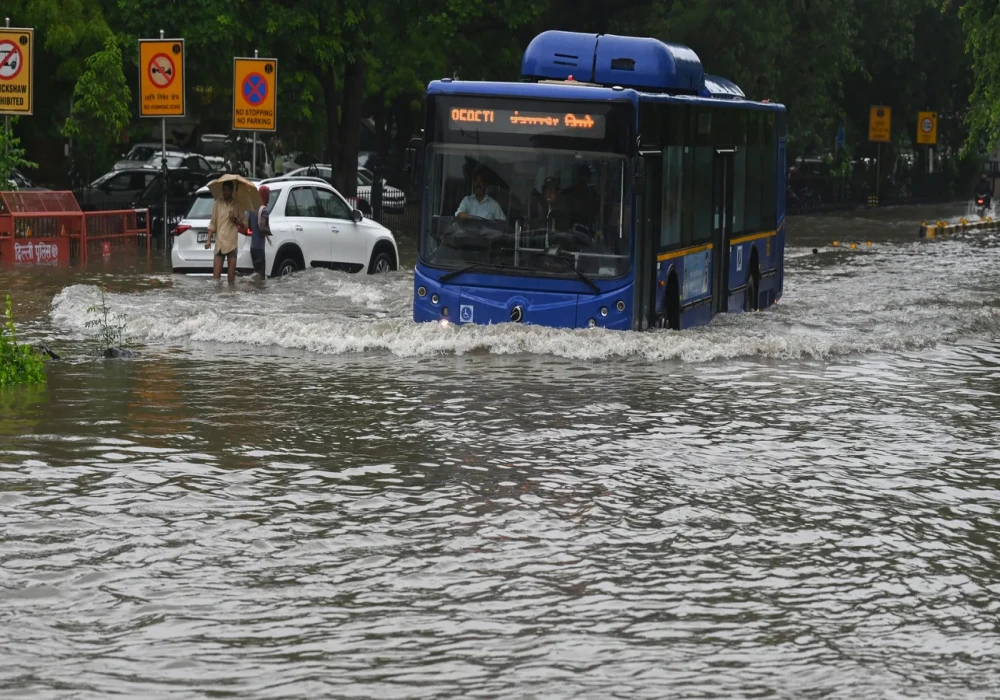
515 248 600 294
439 261 507 283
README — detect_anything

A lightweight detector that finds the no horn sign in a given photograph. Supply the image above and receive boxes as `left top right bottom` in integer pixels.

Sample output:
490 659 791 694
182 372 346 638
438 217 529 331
139 38 185 117
233 57 277 131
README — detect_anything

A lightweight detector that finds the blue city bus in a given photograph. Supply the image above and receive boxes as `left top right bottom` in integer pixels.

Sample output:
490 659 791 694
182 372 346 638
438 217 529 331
412 30 786 330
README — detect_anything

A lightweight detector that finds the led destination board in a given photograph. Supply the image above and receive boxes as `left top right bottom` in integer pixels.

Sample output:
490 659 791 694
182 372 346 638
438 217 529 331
449 108 606 138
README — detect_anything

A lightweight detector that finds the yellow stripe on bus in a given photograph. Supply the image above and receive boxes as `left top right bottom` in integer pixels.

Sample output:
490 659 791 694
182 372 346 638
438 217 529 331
730 230 776 246
657 243 712 262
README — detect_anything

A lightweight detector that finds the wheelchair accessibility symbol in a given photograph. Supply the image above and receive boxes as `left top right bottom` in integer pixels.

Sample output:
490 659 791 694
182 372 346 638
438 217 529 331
459 305 474 322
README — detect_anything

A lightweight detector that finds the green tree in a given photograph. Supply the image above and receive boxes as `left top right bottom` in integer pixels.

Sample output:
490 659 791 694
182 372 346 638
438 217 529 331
0 118 38 189
6 0 112 183
62 35 132 184
954 0 1000 154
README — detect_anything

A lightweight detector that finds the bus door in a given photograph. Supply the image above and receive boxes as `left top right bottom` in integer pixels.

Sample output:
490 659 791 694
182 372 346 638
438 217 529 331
634 151 662 330
711 149 735 314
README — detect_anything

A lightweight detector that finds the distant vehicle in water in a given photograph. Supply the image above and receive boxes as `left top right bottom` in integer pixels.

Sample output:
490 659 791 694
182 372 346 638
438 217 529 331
409 30 786 330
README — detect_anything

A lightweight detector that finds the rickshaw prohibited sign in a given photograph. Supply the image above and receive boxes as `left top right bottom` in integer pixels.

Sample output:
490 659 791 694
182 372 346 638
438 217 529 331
139 38 185 117
0 28 34 115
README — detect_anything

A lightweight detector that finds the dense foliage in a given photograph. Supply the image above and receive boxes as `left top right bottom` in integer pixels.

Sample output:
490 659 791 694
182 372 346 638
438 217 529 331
0 117 38 188
62 35 132 185
0 296 47 388
3 0 983 195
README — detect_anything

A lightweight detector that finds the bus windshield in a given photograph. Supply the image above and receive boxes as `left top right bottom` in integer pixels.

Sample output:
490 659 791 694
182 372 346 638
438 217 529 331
422 144 629 279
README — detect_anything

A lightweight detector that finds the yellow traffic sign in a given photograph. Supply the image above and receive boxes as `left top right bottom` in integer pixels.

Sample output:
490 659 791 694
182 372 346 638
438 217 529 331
916 111 937 145
139 39 185 117
0 28 33 116
869 105 891 143
233 57 277 131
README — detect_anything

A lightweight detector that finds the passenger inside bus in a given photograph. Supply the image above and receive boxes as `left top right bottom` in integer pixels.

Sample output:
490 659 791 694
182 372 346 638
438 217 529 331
529 177 570 231
562 165 600 227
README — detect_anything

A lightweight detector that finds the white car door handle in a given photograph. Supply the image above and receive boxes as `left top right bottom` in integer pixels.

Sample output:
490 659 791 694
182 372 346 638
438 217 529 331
331 227 339 233
294 225 303 232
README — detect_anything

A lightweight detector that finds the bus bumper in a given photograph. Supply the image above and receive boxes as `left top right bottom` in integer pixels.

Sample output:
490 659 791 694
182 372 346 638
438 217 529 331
413 270 634 330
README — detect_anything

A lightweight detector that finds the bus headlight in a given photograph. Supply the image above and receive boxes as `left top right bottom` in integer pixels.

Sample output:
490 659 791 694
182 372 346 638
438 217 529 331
417 286 427 297
588 318 596 328
431 294 439 304
441 307 450 317
600 307 608 317
616 300 626 312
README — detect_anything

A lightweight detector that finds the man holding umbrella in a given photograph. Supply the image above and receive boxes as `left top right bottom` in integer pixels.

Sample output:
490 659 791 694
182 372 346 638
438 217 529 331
204 174 262 284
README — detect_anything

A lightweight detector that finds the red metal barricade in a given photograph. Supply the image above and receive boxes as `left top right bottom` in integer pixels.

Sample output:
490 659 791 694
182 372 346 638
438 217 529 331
0 192 150 266
83 209 151 263
0 191 82 266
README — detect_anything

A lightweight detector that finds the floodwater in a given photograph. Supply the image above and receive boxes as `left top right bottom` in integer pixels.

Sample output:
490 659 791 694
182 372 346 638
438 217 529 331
2 204 1000 698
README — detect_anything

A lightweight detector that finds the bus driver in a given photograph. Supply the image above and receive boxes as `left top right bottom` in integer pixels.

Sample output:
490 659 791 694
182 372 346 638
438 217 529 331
456 171 506 221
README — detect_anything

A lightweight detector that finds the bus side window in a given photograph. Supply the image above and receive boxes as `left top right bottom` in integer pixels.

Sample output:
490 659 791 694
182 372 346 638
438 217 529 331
692 144 714 243
732 113 747 233
661 146 683 247
761 113 778 229
744 113 763 231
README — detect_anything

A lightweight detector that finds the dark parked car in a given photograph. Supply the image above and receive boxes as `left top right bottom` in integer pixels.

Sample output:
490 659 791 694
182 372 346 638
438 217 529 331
6 168 48 191
134 168 218 239
111 142 165 171
76 168 160 211
146 151 216 176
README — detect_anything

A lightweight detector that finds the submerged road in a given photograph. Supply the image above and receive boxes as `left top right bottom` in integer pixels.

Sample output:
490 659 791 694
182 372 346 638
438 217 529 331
1 202 998 698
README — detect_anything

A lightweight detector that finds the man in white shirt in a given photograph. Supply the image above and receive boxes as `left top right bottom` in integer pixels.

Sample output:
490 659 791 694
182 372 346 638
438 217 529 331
456 172 506 221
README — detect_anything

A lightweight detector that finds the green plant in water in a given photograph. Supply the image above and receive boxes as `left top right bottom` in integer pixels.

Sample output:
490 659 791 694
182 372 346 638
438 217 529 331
85 285 131 356
0 295 47 388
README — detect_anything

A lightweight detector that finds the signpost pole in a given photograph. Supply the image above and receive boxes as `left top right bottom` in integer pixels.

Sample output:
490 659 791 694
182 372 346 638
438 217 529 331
252 49 258 178
876 142 881 203
159 29 168 251
3 17 8 158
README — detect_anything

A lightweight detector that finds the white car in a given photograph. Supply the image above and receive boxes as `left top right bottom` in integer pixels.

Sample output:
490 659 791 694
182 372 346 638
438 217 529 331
170 177 399 277
284 165 405 213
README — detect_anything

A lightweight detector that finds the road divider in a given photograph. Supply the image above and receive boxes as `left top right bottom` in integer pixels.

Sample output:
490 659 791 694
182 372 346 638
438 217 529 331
919 218 1000 239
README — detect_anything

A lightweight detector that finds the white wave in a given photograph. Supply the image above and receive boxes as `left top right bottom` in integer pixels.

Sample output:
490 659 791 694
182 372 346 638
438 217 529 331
48 240 1000 362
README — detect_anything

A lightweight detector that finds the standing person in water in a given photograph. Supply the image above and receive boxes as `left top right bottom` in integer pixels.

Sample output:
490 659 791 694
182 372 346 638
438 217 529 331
248 185 272 280
204 181 246 284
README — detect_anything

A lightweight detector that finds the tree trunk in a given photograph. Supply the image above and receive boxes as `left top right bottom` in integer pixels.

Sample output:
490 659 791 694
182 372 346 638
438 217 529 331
336 55 366 198
391 96 418 176
316 67 340 186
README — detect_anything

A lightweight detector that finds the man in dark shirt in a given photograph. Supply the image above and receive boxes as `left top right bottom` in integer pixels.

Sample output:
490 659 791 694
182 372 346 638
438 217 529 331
976 175 992 199
249 185 272 279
